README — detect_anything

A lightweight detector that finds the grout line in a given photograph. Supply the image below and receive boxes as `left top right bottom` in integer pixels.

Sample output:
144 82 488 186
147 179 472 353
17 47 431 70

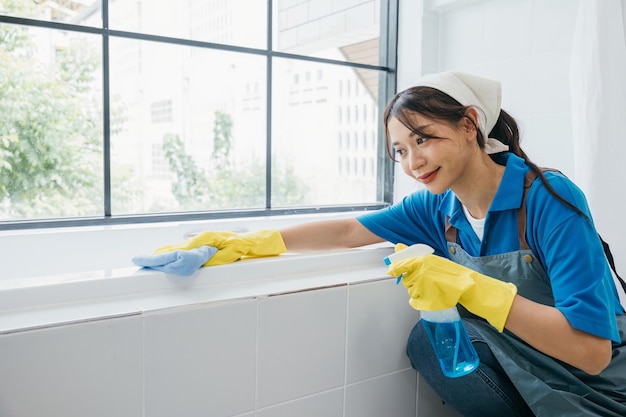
343 368 415 388
342 285 350 417
0 311 142 335
255 296 261 411
141 313 146 417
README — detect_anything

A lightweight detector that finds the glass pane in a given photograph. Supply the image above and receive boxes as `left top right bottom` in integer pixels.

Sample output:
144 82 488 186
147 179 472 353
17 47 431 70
0 23 103 221
109 0 267 49
109 38 267 214
272 57 381 207
273 0 381 65
0 0 101 26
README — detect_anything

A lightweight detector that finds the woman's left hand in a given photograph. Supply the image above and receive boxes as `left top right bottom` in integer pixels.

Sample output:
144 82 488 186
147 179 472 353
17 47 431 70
387 254 517 332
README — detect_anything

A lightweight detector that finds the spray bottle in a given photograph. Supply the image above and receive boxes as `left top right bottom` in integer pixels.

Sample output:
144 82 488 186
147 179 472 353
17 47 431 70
385 244 479 378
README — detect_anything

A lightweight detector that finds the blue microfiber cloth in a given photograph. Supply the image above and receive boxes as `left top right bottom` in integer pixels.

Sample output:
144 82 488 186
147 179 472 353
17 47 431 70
132 245 218 276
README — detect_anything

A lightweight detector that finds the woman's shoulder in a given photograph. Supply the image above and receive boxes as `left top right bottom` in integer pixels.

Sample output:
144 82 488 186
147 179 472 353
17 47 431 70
524 168 594 234
528 169 589 207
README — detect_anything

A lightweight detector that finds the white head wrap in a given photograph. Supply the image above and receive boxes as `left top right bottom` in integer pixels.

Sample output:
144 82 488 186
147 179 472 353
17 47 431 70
415 71 509 154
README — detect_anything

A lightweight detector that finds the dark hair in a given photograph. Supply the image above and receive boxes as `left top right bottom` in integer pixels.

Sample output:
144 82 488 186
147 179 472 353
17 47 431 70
382 86 585 217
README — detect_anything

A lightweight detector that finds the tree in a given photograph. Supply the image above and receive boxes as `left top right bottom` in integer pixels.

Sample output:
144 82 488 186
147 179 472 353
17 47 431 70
0 0 137 220
0 1 102 218
211 110 232 170
163 111 308 210
163 133 211 208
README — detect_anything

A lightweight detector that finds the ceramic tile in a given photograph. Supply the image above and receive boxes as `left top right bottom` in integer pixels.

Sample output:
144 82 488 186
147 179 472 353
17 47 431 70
483 0 532 62
346 279 420 383
0 316 143 417
256 389 343 417
345 369 416 417
257 286 347 407
419 11 440 76
529 51 572 115
144 299 257 417
522 113 574 176
531 0 579 54
439 5 485 69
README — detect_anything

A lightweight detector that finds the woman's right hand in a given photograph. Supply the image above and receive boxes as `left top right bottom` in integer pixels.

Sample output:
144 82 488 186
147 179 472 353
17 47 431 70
154 229 287 266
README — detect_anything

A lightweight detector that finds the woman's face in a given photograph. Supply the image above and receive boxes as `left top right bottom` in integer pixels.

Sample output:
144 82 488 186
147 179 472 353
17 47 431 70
387 112 477 194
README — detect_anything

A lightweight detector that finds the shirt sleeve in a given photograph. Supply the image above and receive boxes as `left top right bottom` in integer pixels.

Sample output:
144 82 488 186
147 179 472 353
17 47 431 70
356 191 450 256
526 173 622 343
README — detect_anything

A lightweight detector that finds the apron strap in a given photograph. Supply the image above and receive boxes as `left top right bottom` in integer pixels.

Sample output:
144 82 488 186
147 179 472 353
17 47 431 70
445 165 626 307
518 170 538 250
521 169 626 297
445 215 456 243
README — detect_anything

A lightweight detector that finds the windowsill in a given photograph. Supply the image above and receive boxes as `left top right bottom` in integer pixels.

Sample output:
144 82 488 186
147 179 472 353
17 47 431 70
0 211 378 280
0 211 396 334
0 245 394 335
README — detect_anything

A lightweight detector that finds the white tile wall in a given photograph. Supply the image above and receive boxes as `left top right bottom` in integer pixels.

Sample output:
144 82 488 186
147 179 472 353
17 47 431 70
143 300 257 417
524 112 575 176
530 0 580 55
483 0 533 61
257 286 348 408
438 5 486 69
345 369 417 417
0 316 143 417
346 279 420 383
0 278 427 417
256 388 344 417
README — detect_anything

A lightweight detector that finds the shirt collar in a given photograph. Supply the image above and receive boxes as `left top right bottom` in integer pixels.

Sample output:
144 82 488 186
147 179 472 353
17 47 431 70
439 152 530 220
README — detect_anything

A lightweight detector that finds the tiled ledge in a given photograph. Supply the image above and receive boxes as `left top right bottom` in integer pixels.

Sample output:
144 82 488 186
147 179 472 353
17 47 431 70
0 246 394 334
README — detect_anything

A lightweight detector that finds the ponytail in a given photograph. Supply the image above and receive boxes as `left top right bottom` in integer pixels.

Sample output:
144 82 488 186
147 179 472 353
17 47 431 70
487 110 587 219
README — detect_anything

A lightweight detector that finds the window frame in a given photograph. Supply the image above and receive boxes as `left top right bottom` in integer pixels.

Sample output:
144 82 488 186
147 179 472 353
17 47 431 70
0 0 398 231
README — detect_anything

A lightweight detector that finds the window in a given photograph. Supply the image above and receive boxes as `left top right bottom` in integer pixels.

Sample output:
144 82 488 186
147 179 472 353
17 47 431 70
0 0 397 229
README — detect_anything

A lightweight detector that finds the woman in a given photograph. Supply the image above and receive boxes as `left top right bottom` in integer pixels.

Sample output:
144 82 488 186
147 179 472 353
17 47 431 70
150 72 626 416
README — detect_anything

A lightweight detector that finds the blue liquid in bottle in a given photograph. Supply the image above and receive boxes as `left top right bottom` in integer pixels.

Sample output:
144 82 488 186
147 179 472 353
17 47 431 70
421 308 479 378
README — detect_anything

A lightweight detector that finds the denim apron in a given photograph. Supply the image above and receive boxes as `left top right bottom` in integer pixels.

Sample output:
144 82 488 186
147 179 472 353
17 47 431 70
444 177 626 416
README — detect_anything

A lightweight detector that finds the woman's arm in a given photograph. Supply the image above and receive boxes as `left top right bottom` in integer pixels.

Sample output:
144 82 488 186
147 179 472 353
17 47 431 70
505 296 613 375
280 218 385 252
517 174 616 374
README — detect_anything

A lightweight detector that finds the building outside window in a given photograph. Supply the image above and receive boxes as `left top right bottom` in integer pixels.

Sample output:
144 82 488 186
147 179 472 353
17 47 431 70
0 0 397 229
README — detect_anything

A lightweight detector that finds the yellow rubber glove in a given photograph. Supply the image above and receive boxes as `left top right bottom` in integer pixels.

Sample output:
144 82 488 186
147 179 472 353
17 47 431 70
154 229 287 266
387 253 517 332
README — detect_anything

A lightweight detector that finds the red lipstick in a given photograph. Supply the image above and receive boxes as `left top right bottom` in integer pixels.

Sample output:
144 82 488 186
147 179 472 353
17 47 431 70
418 169 439 184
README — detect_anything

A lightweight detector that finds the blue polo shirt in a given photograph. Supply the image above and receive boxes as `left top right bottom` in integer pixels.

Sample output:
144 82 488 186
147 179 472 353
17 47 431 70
358 152 623 343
